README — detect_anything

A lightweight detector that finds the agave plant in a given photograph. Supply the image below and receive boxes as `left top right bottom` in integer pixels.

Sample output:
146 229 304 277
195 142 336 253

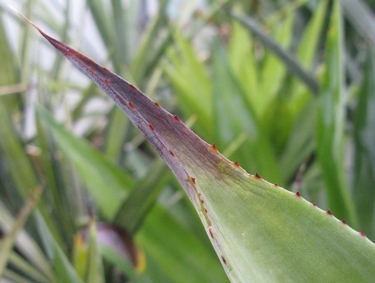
1 0 375 282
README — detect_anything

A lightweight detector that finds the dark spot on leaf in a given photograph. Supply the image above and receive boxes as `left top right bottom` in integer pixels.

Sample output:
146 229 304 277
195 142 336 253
221 255 227 265
326 210 332 215
148 124 154 131
209 228 214 239
204 208 207 213
168 150 175 157
127 101 135 110
295 192 301 197
341 219 346 225
233 161 240 167
360 231 366 237
154 102 160 107
312 203 316 207
274 183 278 187
103 78 110 85
255 173 261 179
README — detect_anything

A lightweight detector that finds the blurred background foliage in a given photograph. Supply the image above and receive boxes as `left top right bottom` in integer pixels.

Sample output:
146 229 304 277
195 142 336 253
0 0 374 282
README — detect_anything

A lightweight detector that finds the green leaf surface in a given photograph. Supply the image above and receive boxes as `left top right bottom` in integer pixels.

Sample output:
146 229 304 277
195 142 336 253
0 188 42 277
27 17 375 282
85 220 105 283
315 1 357 225
37 108 134 220
353 48 375 239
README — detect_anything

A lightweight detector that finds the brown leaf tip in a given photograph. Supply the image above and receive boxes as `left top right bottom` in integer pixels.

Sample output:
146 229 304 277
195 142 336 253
295 191 301 197
233 161 240 168
210 143 218 152
148 123 155 131
172 115 181 122
127 101 136 110
360 231 366 237
168 150 175 157
255 173 261 179
221 255 227 265
326 210 332 216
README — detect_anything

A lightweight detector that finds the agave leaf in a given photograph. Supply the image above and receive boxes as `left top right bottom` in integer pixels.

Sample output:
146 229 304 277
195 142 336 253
0 188 43 277
24 16 375 282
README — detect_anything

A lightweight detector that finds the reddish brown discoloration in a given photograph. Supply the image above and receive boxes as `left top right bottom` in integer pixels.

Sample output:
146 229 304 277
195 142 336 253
168 150 175 157
326 210 332 216
204 208 208 213
312 203 317 207
154 102 160 107
341 219 346 225
295 192 301 197
221 256 227 265
209 227 215 239
233 161 240 168
360 231 366 237
187 176 196 186
103 78 110 85
210 144 218 152
255 173 261 179
148 124 155 131
127 101 136 110
172 115 181 122
129 83 138 91
103 67 111 73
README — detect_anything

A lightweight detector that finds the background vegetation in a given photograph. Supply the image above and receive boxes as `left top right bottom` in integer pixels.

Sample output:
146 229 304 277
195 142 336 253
0 0 374 282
